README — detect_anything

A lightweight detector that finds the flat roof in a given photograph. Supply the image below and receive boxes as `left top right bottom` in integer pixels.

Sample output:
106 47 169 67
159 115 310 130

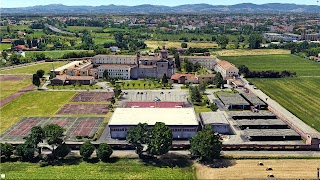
236 119 287 126
200 112 229 125
241 93 267 106
52 61 82 72
228 111 276 117
217 94 250 106
108 108 198 126
244 129 300 137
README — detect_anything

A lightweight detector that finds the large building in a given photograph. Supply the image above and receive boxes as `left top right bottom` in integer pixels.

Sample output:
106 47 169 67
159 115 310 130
214 60 239 79
108 108 199 140
182 56 217 70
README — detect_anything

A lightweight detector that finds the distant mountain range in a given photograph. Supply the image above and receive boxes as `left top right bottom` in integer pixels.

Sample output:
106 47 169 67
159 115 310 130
1 3 320 14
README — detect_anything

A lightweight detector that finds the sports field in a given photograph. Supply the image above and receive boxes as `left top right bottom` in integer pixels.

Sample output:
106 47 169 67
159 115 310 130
195 159 320 179
250 78 320 132
221 54 320 76
0 158 196 179
0 91 76 133
0 62 67 75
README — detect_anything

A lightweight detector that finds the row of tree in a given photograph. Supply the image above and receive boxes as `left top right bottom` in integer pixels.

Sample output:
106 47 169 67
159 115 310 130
238 65 296 78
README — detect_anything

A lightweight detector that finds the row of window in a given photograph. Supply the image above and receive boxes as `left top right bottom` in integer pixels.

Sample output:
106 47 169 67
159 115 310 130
99 69 129 72
111 128 196 132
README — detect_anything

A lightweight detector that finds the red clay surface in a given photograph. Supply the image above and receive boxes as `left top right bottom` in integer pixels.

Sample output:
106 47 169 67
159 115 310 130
52 120 68 127
124 102 186 108
8 120 39 136
57 104 109 115
72 120 97 136
71 92 114 102
0 84 34 107
0 75 31 81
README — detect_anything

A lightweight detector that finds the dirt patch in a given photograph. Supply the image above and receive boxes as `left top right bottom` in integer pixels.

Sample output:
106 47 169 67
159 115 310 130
0 84 34 107
195 159 320 179
0 75 31 81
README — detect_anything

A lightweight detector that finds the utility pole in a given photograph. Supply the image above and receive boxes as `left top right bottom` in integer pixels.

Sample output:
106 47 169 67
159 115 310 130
317 168 319 180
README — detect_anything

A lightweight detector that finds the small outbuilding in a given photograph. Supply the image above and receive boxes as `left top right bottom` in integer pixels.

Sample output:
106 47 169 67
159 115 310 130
200 112 232 134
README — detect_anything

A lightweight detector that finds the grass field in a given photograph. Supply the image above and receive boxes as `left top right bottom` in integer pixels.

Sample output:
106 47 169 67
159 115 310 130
221 54 320 76
25 50 94 59
145 40 218 50
0 158 196 179
0 91 76 133
214 49 290 56
195 159 320 179
0 43 11 51
0 78 31 101
0 62 67 75
250 78 320 132
66 26 103 32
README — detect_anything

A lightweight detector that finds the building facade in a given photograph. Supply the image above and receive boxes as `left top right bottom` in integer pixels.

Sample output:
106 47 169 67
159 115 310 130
214 60 239 79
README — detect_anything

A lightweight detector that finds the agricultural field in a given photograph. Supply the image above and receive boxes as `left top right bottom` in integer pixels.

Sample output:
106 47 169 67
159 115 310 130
250 78 320 132
214 49 290 56
66 26 103 32
195 159 320 179
221 54 320 76
0 76 31 101
0 62 67 75
0 158 196 179
0 91 76 133
145 40 218 50
25 50 94 59
0 43 11 51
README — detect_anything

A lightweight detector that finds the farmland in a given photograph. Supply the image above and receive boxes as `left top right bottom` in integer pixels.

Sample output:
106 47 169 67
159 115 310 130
66 26 104 32
0 91 76 133
0 158 196 179
0 62 67 75
250 78 320 132
221 54 320 76
214 49 290 56
25 50 94 59
195 159 320 179
145 40 218 49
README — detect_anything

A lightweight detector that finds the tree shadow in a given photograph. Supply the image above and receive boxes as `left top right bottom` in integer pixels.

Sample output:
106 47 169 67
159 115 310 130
141 153 193 168
199 159 237 168
84 157 100 164
101 157 120 163
60 156 82 165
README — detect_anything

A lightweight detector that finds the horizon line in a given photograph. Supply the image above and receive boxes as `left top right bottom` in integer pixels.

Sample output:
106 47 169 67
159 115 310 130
2 2 319 9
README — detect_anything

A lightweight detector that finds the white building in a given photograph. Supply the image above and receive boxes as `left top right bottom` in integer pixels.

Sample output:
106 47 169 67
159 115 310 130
93 55 137 65
200 112 231 134
108 108 199 140
15 50 25 57
214 60 239 79
97 64 135 80
182 56 217 70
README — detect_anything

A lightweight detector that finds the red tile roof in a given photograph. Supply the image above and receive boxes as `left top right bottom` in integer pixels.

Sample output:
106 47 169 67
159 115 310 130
217 60 238 71
171 73 197 80
98 64 136 69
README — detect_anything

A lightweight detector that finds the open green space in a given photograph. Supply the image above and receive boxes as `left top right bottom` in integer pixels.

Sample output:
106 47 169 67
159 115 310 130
0 43 11 51
47 84 102 90
0 158 195 179
114 79 171 90
145 40 218 50
66 26 103 32
0 62 67 75
250 78 320 132
221 54 320 76
0 78 31 101
0 91 76 133
25 50 94 59
193 95 212 114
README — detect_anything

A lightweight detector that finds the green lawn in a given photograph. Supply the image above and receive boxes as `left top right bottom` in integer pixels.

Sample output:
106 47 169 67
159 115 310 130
0 62 67 75
221 54 320 76
250 78 320 132
0 43 11 51
0 78 32 101
0 158 196 179
193 95 212 114
0 91 76 133
114 80 170 90
47 84 102 90
25 50 94 59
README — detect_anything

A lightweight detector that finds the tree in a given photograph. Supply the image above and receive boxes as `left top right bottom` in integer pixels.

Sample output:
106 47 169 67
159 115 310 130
103 70 109 80
199 83 206 94
25 126 45 154
238 35 245 42
147 122 172 155
213 72 224 88
190 126 222 161
189 86 202 102
96 143 113 162
36 70 45 78
110 97 116 104
32 74 41 87
2 51 8 59
43 124 65 156
181 42 188 48
216 35 229 49
54 143 70 159
174 53 181 70
162 74 168 85
80 141 95 160
113 85 122 97
6 25 10 33
15 144 34 161
1 143 14 159
185 61 193 73
210 103 218 111
248 34 262 49
238 65 250 76
193 62 201 72
126 123 149 156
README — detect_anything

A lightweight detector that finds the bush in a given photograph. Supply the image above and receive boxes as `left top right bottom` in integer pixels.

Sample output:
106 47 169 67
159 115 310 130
80 141 95 160
96 143 113 162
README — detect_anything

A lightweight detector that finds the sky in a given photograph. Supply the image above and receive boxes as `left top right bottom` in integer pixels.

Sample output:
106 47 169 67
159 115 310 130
1 0 319 8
